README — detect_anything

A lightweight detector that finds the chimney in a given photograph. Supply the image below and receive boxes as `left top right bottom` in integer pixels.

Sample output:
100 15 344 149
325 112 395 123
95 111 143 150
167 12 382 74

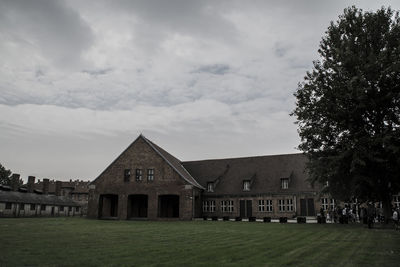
43 178 49 195
11 174 21 191
27 176 35 193
55 181 62 196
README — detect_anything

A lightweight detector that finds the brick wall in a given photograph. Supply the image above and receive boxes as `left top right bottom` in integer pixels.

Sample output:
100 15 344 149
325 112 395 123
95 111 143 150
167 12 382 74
88 136 195 220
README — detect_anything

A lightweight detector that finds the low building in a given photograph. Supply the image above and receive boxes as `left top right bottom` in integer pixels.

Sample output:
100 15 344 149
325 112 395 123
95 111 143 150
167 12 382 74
87 135 324 220
0 177 82 218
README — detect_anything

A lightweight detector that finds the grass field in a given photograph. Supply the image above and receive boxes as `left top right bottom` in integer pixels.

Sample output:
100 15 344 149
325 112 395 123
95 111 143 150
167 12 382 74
1 218 399 266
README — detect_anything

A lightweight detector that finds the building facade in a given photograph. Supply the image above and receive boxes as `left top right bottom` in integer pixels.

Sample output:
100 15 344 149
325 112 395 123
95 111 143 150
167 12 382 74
88 135 326 220
0 177 82 218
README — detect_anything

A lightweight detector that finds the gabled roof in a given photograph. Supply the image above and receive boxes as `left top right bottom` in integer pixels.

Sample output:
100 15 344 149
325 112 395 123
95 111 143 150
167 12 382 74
0 190 80 206
92 135 204 189
183 153 316 195
142 136 204 189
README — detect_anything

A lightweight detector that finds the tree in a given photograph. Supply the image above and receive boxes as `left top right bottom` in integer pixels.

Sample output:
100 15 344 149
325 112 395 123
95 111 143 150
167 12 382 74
0 163 12 186
292 6 400 221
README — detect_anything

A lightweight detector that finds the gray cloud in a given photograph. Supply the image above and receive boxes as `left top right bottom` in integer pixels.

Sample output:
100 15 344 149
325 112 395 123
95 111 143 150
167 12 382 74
1 0 400 180
0 0 94 69
193 64 231 75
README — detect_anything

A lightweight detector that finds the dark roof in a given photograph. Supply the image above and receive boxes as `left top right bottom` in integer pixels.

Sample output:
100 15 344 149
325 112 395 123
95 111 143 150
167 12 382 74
33 181 89 194
183 153 318 196
142 136 204 189
0 190 80 206
92 135 204 189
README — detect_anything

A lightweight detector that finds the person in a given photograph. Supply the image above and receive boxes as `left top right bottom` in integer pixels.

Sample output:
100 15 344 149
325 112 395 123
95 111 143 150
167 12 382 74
342 205 348 224
393 207 399 231
367 202 376 229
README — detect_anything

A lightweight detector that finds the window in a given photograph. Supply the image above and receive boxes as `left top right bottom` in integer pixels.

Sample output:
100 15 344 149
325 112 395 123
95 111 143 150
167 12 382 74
41 204 46 211
278 199 285 212
243 180 251 191
221 200 226 212
228 201 234 212
69 206 72 212
286 199 294 212
76 207 80 212
259 199 273 212
202 200 215 212
221 200 234 212
321 198 329 211
393 195 400 208
19 204 25 210
124 169 131 182
266 199 273 212
330 199 336 210
135 169 142 181
210 201 215 212
207 182 214 192
281 178 289 189
147 169 154 181
60 206 64 212
258 200 265 211
5 202 12 210
30 204 35 211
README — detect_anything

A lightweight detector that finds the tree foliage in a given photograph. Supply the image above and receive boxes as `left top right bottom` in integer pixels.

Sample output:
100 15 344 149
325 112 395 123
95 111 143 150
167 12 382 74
292 7 400 212
0 163 12 186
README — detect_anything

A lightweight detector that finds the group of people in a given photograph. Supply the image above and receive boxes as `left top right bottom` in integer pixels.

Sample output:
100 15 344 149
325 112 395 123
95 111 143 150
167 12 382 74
319 203 399 229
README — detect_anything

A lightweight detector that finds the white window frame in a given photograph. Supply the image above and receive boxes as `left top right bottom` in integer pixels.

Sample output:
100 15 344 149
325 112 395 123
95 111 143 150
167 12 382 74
243 180 250 191
135 169 142 181
258 200 265 212
281 178 289 189
321 198 329 211
266 199 273 212
203 201 209 212
228 200 234 212
207 182 214 192
221 201 226 212
209 200 215 212
147 169 154 181
330 199 336 210
278 199 285 212
287 199 294 211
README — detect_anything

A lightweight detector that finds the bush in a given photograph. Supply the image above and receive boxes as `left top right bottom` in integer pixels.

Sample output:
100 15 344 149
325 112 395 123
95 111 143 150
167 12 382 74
279 217 287 223
212 216 218 221
263 217 271 223
297 217 306 223
223 216 230 221
249 217 256 222
235 217 242 221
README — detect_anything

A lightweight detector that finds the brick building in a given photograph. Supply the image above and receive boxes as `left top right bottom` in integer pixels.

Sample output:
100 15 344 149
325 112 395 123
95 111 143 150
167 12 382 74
0 176 82 218
88 134 326 220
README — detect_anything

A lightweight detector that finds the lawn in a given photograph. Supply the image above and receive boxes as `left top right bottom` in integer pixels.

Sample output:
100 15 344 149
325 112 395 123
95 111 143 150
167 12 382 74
0 218 399 266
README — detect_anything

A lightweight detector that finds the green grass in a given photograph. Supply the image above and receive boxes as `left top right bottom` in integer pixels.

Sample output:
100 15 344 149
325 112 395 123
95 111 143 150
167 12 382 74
0 218 399 266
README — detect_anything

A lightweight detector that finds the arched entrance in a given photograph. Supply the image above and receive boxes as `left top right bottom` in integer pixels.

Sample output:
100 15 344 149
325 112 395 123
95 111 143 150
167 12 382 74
158 195 179 218
99 194 118 219
128 194 148 218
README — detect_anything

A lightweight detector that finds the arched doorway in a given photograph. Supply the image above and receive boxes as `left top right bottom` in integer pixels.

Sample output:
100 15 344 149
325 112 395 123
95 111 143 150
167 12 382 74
158 195 179 218
128 194 148 218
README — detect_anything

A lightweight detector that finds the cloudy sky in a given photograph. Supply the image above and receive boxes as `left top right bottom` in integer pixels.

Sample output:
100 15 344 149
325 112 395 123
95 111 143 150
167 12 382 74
1 0 398 182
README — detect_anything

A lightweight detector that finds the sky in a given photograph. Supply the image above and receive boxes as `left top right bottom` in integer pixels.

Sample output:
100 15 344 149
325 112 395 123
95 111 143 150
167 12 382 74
1 0 398 182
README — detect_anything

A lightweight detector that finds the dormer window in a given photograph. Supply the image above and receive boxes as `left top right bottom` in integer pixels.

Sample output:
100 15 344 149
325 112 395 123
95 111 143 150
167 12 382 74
207 182 214 192
281 178 289 189
243 180 251 191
